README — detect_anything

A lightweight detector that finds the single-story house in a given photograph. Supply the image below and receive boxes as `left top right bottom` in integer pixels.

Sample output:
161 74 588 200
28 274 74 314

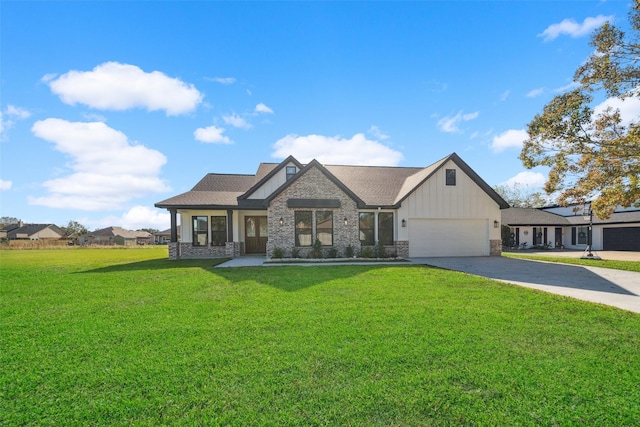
2 222 66 241
154 226 181 245
502 204 640 251
155 153 509 260
80 226 153 246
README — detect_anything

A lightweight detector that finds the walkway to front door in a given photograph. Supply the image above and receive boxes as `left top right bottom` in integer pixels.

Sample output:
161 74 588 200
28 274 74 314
245 216 267 253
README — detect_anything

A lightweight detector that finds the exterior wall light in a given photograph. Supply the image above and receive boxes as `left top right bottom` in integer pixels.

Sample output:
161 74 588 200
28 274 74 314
344 217 348 226
402 219 407 227
494 220 499 228
279 217 284 226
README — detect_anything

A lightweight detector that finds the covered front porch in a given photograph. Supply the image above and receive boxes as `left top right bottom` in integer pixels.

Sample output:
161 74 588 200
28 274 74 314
166 208 268 260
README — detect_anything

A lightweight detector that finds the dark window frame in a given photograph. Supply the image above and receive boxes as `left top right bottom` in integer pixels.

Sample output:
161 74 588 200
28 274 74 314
192 216 208 246
210 216 227 246
295 211 312 247
359 212 375 246
446 169 456 186
378 212 394 246
286 166 297 181
316 211 333 246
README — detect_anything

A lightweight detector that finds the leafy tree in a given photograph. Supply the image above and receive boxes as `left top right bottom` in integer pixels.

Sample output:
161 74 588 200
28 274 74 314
520 1 640 219
493 183 549 208
139 228 159 234
62 220 88 236
0 217 20 227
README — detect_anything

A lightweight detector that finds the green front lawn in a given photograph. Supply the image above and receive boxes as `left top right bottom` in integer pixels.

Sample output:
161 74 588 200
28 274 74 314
1 248 639 425
503 251 640 272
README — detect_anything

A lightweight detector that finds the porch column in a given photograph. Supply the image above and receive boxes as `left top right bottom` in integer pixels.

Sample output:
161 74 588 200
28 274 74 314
227 209 234 242
170 209 178 242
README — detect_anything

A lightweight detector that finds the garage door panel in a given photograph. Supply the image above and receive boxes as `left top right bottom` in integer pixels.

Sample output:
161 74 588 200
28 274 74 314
409 219 488 257
603 227 640 251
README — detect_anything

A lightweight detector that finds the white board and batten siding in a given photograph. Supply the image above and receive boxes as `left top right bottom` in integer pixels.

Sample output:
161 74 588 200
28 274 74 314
398 160 501 257
247 162 298 199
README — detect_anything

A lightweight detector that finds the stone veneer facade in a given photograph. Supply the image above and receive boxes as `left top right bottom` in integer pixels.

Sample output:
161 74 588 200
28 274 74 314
490 239 502 256
266 167 361 259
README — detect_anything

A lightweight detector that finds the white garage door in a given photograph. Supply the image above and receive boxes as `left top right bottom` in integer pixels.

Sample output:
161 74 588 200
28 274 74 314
409 219 489 257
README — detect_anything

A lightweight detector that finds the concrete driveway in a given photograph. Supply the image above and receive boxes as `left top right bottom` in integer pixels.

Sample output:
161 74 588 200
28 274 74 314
410 256 640 313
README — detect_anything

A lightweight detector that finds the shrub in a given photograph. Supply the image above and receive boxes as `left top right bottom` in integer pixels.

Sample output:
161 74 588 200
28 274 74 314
291 248 300 258
359 246 374 258
327 248 338 258
272 247 284 259
375 241 387 258
345 244 354 258
312 238 323 258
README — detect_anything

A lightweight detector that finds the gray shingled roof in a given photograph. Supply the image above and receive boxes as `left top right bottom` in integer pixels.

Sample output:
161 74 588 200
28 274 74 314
156 153 509 210
501 208 569 226
5 224 66 239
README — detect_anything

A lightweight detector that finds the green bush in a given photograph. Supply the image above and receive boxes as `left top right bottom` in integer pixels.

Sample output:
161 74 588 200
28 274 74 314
312 238 322 258
327 248 338 258
291 248 300 258
272 247 284 259
359 246 374 258
345 244 354 258
375 241 387 258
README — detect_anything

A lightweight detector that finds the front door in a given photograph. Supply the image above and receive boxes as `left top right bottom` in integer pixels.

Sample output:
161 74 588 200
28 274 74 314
555 228 563 248
245 216 268 253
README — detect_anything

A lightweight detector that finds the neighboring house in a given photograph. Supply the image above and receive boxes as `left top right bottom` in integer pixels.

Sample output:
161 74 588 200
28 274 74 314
80 226 153 246
2 222 66 241
155 153 509 260
502 204 640 251
154 226 181 244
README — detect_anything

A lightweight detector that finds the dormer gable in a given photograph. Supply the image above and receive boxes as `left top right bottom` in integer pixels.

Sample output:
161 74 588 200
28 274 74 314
238 155 304 201
264 159 365 207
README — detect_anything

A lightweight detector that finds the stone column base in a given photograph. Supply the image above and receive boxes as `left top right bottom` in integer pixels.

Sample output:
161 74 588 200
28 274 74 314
490 239 502 256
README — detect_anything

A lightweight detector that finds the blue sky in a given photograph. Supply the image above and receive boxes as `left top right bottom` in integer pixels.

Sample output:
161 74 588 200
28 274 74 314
2 1 637 231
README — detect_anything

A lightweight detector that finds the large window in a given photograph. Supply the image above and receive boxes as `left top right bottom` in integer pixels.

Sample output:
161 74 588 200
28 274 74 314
316 211 333 246
295 211 312 246
577 226 589 244
378 212 394 245
359 212 375 246
192 216 208 246
446 169 456 186
211 216 227 246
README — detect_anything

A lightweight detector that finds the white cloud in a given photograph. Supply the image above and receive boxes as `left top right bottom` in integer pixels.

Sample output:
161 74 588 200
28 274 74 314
255 103 274 114
1 105 31 139
502 171 547 188
0 179 12 190
29 118 168 211
554 81 580 93
272 133 403 166
437 111 479 133
526 87 545 98
593 93 640 128
208 77 236 85
539 15 613 42
47 62 203 116
367 125 389 140
223 113 252 129
87 205 170 231
194 125 232 144
491 129 528 153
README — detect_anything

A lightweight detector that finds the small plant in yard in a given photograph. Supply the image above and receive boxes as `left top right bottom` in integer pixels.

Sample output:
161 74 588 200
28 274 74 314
375 240 387 258
345 244 354 258
327 247 338 258
312 238 323 258
291 247 300 258
359 246 374 258
272 247 284 259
